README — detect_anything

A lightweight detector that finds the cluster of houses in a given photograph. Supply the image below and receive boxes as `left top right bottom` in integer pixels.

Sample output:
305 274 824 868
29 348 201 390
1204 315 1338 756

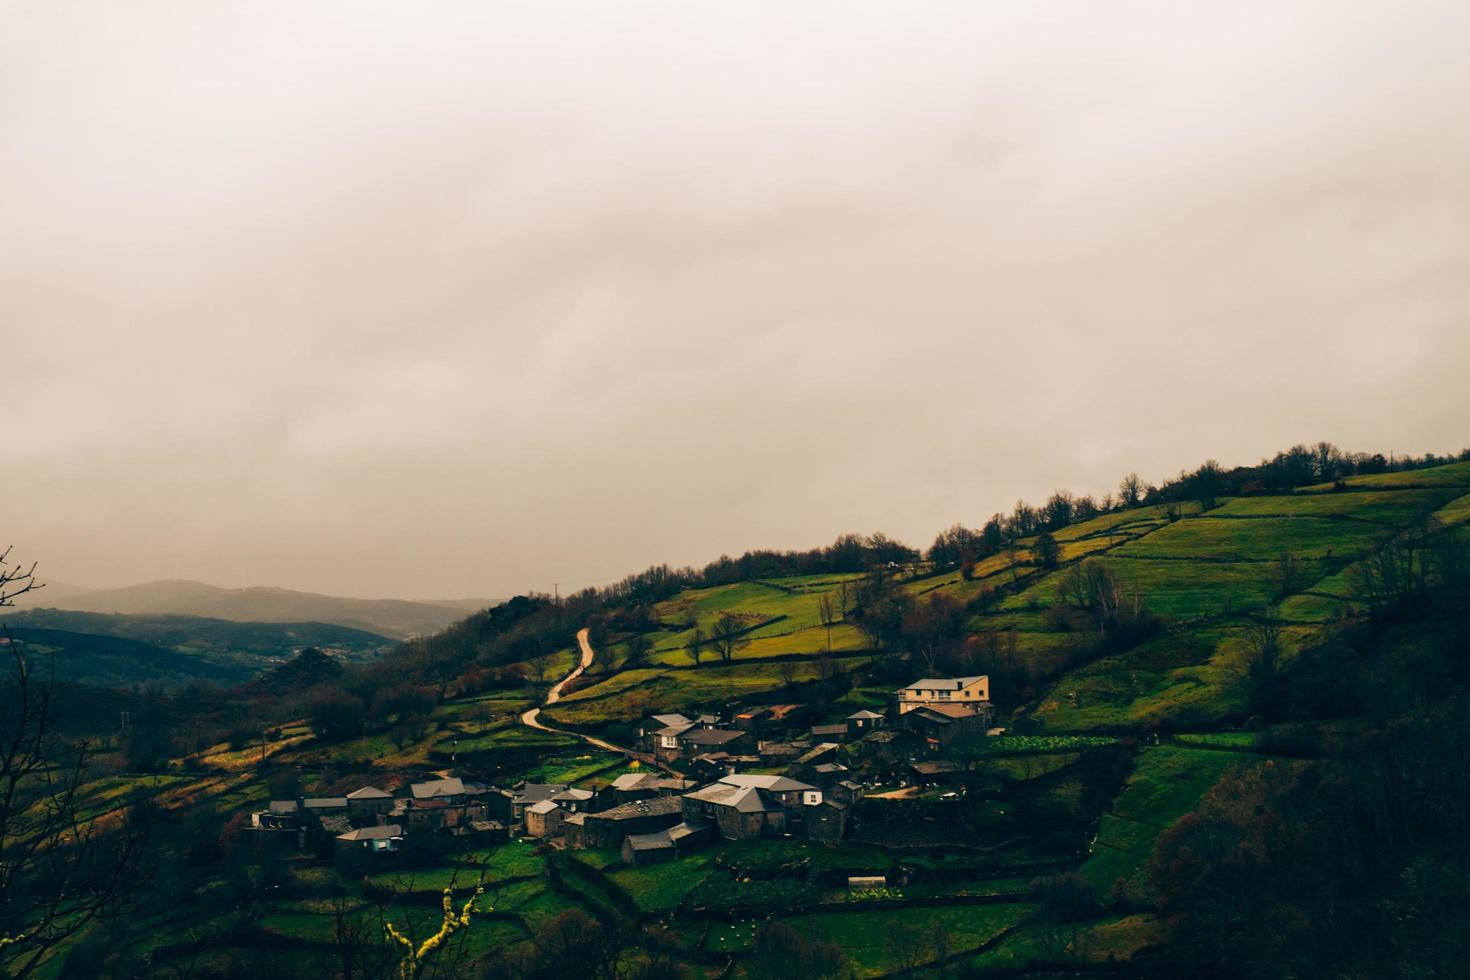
246 675 993 871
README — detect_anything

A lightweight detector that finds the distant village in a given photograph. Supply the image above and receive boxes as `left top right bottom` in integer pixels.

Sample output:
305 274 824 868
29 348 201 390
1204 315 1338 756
248 676 993 870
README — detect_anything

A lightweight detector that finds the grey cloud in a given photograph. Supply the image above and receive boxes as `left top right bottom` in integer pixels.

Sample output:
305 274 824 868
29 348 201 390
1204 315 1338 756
3 1 1469 598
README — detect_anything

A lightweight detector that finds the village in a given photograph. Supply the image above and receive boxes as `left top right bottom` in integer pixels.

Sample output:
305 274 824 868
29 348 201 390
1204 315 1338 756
247 675 996 875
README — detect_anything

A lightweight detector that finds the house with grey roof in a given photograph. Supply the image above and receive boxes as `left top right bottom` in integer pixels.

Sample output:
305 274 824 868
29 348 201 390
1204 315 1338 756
681 773 823 839
333 823 403 867
345 785 395 821
846 709 887 736
410 777 465 802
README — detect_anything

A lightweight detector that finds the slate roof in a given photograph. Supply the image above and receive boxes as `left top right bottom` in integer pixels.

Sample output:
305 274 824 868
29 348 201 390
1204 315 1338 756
684 782 779 813
588 796 683 822
625 829 677 852
717 773 817 793
268 800 299 814
793 743 840 766
337 824 402 841
668 820 710 842
514 783 568 804
526 799 560 815
346 786 393 800
909 760 965 775
847 709 885 720
611 772 654 791
648 713 693 729
678 728 745 746
551 788 595 804
318 814 352 835
411 777 464 800
911 703 981 721
898 676 986 693
302 797 349 809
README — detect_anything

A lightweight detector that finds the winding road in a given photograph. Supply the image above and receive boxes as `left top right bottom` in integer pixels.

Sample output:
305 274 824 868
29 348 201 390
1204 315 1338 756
520 627 641 758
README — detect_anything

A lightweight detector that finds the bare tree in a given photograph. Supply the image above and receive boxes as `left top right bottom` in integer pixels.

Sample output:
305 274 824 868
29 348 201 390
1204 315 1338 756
686 626 706 667
1237 618 1285 718
817 593 837 654
709 614 749 664
525 649 553 687
1032 531 1061 570
836 580 854 620
0 547 42 606
623 633 653 669
1 552 151 978
1118 473 1143 508
1273 550 1306 598
885 922 928 976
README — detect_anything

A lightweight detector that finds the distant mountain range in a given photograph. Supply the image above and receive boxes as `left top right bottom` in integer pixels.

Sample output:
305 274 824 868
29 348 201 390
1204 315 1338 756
0 609 395 688
9 579 492 639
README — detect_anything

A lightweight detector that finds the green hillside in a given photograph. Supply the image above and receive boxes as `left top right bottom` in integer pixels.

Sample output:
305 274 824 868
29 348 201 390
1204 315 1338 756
3 609 392 687
9 454 1470 979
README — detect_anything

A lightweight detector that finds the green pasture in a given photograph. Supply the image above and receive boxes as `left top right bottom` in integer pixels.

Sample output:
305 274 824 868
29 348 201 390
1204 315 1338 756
771 904 1031 976
1116 515 1388 561
545 657 870 728
606 851 716 911
1081 745 1255 893
1434 491 1470 527
1212 487 1458 524
1302 460 1470 491
1000 557 1284 619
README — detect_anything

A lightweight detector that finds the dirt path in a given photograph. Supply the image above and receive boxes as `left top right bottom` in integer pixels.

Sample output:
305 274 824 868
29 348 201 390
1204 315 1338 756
520 628 644 758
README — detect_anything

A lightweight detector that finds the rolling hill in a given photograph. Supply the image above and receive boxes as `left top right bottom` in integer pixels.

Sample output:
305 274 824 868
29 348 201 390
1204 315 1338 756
19 579 489 639
0 608 392 688
16 454 1470 978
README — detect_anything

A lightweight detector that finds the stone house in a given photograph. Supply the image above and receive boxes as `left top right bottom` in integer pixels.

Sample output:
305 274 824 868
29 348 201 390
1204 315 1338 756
525 799 567 839
333 824 403 869
573 796 684 849
902 703 991 748
674 727 751 761
345 786 395 822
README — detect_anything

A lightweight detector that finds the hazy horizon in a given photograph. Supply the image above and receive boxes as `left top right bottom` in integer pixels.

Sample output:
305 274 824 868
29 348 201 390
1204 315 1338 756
6 2 1470 601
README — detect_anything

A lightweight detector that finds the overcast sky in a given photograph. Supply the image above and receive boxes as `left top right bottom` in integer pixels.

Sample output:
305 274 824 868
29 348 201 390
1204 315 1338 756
4 2 1469 600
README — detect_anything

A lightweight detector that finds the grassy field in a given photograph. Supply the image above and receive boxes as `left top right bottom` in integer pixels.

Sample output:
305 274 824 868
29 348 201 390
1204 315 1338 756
545 656 872 729
751 904 1031 976
1115 515 1389 561
605 851 716 911
1301 460 1470 491
1212 487 1459 523
1081 745 1256 893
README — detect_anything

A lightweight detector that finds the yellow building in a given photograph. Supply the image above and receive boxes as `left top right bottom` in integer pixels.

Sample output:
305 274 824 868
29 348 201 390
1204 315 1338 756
893 676 989 715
